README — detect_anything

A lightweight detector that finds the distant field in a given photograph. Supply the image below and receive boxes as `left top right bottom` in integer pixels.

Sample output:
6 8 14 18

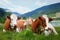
0 25 60 40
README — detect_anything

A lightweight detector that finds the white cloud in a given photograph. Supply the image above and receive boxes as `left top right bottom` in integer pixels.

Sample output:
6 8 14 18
0 0 60 14
9 6 31 14
0 0 31 14
0 0 11 5
35 0 46 7
35 0 60 7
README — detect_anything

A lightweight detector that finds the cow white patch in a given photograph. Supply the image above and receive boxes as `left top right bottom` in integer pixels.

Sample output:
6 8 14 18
10 14 17 29
16 28 19 32
3 29 6 32
44 30 51 36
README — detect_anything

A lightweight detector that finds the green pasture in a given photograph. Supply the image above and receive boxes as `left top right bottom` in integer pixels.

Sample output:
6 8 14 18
0 25 60 40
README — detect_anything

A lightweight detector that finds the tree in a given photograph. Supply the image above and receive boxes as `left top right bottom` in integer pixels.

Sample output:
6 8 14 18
0 8 6 17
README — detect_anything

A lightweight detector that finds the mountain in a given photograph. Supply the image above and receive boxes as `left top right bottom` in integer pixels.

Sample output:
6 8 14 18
22 3 60 18
4 9 22 17
12 12 22 17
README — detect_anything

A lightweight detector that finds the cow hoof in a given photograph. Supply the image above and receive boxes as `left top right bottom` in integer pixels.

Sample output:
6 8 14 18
16 28 19 32
55 33 58 35
3 29 6 32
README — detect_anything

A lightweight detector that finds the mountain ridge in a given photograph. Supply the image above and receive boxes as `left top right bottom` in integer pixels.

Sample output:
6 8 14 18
22 3 60 18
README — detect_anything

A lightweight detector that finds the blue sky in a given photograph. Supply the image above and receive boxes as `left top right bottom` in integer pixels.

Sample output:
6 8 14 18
0 0 60 14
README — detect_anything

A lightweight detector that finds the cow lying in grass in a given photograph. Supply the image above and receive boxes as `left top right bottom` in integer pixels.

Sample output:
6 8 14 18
3 14 19 32
16 19 25 32
31 15 58 36
31 16 46 34
16 17 34 32
3 16 11 32
42 15 58 36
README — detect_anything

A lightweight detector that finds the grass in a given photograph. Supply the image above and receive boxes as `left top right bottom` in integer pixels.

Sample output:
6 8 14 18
0 25 60 40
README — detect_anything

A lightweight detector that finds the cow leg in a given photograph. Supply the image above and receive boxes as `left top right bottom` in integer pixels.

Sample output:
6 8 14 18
16 28 19 32
3 25 10 32
3 29 6 32
44 27 51 36
16 27 22 32
48 23 58 35
51 27 58 35
3 26 10 32
44 30 51 36
44 30 49 36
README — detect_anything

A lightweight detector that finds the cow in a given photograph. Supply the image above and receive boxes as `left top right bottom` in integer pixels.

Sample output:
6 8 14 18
31 15 58 35
16 17 34 32
3 14 19 32
42 15 58 36
16 19 25 32
3 16 11 32
31 16 46 34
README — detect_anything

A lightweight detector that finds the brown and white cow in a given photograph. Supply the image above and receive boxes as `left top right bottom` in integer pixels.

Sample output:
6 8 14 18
31 16 46 34
42 15 58 36
3 14 19 32
16 19 25 32
31 15 58 35
16 17 34 32
3 16 11 32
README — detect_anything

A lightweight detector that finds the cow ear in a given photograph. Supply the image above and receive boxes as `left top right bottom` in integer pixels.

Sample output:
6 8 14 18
38 16 41 19
6 16 10 19
17 16 21 20
38 16 42 20
49 18 53 22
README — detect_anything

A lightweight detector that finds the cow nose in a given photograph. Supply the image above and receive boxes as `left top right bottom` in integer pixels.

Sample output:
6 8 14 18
11 24 16 29
13 24 16 26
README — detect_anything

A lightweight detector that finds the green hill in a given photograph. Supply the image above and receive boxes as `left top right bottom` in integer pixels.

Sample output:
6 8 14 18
22 3 60 18
0 8 11 23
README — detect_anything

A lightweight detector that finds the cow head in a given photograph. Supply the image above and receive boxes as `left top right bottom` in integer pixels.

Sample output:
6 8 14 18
24 18 33 26
38 16 47 28
17 16 21 20
42 15 53 22
10 14 17 28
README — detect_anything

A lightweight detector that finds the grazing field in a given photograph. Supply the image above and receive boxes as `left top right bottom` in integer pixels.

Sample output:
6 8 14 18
0 25 60 40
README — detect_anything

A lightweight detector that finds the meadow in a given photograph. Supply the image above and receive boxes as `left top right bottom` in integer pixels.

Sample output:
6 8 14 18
0 24 60 40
